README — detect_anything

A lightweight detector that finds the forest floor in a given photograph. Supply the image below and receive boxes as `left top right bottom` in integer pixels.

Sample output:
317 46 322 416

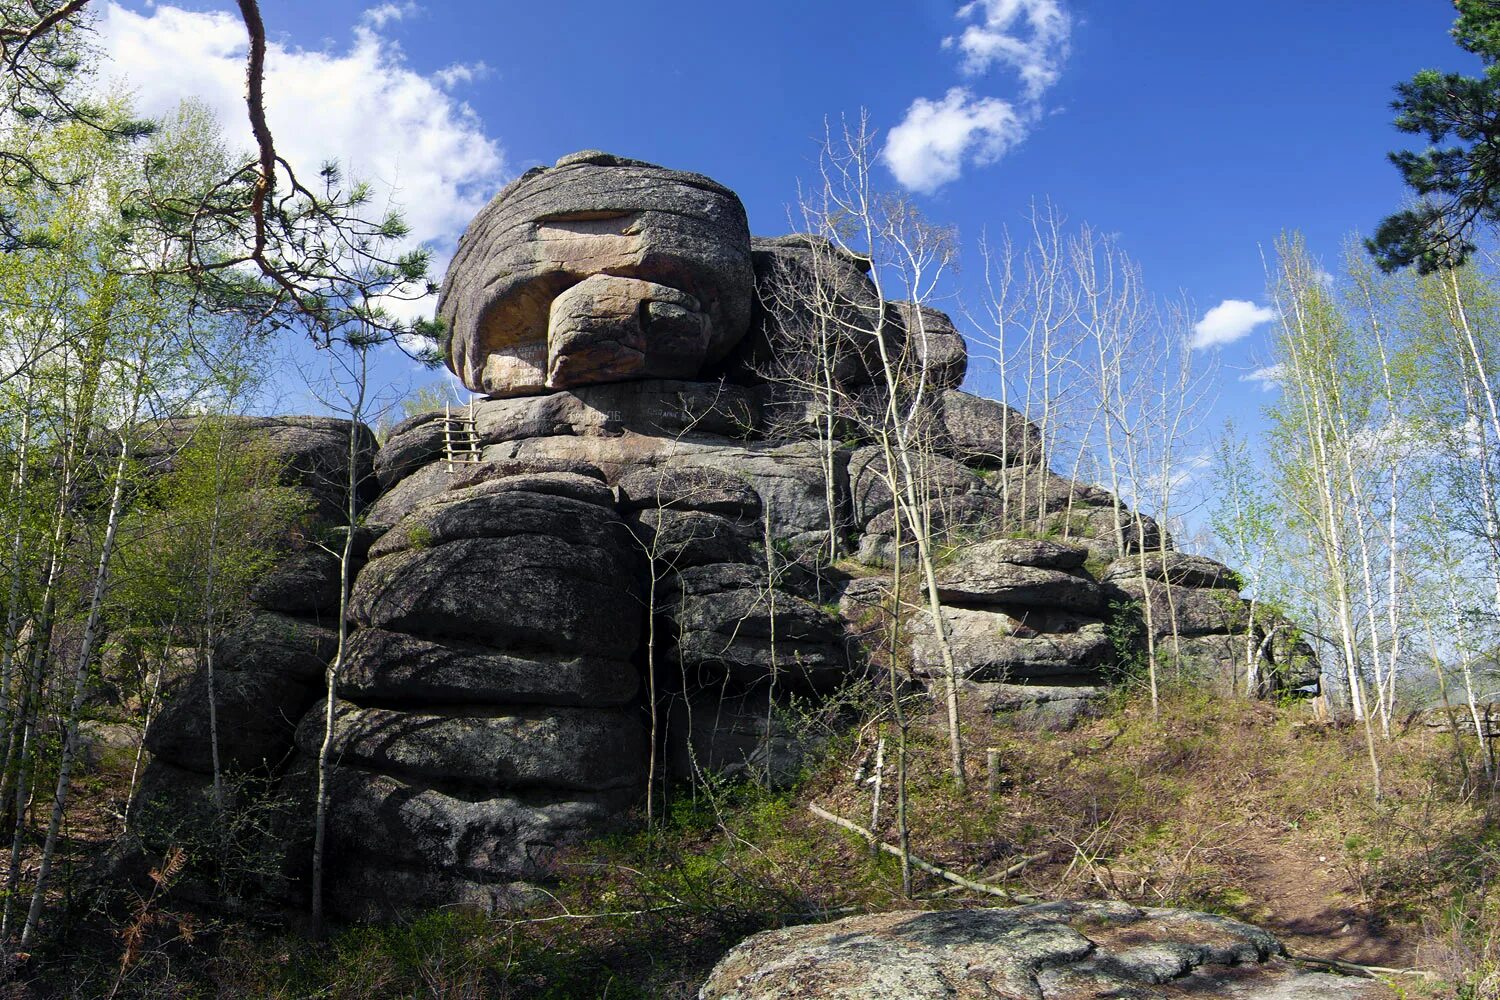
5 682 1498 999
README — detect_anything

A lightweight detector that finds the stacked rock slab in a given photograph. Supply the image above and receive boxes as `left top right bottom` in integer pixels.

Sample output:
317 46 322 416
908 539 1115 729
128 417 374 901
300 472 648 918
1101 552 1318 696
129 151 1311 919
616 464 849 789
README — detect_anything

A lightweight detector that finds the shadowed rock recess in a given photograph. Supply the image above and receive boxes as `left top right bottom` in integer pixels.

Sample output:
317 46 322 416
130 152 1315 923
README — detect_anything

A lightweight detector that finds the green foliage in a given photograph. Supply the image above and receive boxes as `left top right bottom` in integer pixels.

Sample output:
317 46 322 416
1104 598 1148 685
1371 0 1500 272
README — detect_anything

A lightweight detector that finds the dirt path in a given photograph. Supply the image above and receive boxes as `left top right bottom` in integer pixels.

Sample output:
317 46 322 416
1232 831 1418 968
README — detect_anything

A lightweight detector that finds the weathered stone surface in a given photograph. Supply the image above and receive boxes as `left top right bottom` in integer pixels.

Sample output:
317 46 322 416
1102 551 1240 590
617 463 762 519
215 612 337 684
856 494 1011 567
935 390 1041 468
847 445 1009 565
473 379 759 444
956 678 1107 730
145 668 315 775
369 479 619 556
320 767 636 888
1111 577 1249 638
910 606 1112 680
889 301 966 390
727 235 889 387
666 687 813 790
680 441 845 555
339 629 638 708
136 415 377 524
296 700 646 793
438 151 753 396
1266 622 1320 693
700 903 1394 1000
366 457 609 528
953 538 1090 570
666 563 849 690
848 445 989 531
374 410 446 488
837 575 893 647
1171 632 1268 693
628 508 758 569
984 469 1169 556
933 540 1102 612
351 535 640 657
249 548 342 616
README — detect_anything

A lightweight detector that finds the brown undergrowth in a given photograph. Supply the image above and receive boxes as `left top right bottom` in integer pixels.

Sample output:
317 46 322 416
7 685 1498 998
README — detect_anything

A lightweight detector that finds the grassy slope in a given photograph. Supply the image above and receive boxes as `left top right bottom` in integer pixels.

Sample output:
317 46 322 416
22 685 1500 999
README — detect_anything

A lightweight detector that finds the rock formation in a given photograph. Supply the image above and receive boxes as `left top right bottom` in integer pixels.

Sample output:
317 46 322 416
128 151 1314 919
699 904 1395 999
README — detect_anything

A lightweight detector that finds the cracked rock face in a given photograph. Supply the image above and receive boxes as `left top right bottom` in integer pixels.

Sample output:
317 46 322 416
438 150 754 396
699 903 1397 1000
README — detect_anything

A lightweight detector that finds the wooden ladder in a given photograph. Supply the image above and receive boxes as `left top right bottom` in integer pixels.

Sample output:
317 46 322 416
441 397 481 472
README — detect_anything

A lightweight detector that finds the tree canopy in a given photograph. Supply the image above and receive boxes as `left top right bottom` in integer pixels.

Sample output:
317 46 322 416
1370 0 1500 273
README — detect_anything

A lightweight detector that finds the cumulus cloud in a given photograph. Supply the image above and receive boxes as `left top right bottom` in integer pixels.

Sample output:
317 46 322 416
1190 300 1277 351
884 0 1071 193
95 2 506 319
883 88 1025 194
946 0 1071 99
1240 364 1284 390
363 2 421 29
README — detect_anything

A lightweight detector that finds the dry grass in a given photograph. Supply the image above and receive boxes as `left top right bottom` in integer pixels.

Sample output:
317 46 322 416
8 684 1498 998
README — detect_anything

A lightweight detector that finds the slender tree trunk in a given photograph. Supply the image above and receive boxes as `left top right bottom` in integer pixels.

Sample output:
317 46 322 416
21 430 133 947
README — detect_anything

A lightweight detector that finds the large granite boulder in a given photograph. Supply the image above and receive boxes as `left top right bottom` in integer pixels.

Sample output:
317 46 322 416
351 483 641 657
934 390 1042 468
1101 552 1240 591
248 547 343 617
472 379 760 445
338 629 638 708
438 151 754 396
700 903 1395 999
145 667 316 775
728 235 890 387
665 687 814 790
665 563 849 691
297 701 646 793
374 410 447 488
1109 577 1250 638
617 464 762 520
889 300 966 390
910 606 1112 681
364 457 607 528
316 767 635 903
933 539 1103 613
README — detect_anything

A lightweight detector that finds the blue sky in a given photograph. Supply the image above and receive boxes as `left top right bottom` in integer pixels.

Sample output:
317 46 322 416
97 0 1467 435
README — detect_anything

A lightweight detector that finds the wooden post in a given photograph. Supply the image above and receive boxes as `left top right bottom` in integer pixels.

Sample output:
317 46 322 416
868 733 885 858
986 747 1002 798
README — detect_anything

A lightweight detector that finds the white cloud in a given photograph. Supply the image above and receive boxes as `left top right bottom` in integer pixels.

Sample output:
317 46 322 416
363 2 421 29
1241 364 1284 390
95 3 506 320
946 0 1071 100
885 0 1071 193
1190 299 1277 351
434 61 491 90
883 88 1025 195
